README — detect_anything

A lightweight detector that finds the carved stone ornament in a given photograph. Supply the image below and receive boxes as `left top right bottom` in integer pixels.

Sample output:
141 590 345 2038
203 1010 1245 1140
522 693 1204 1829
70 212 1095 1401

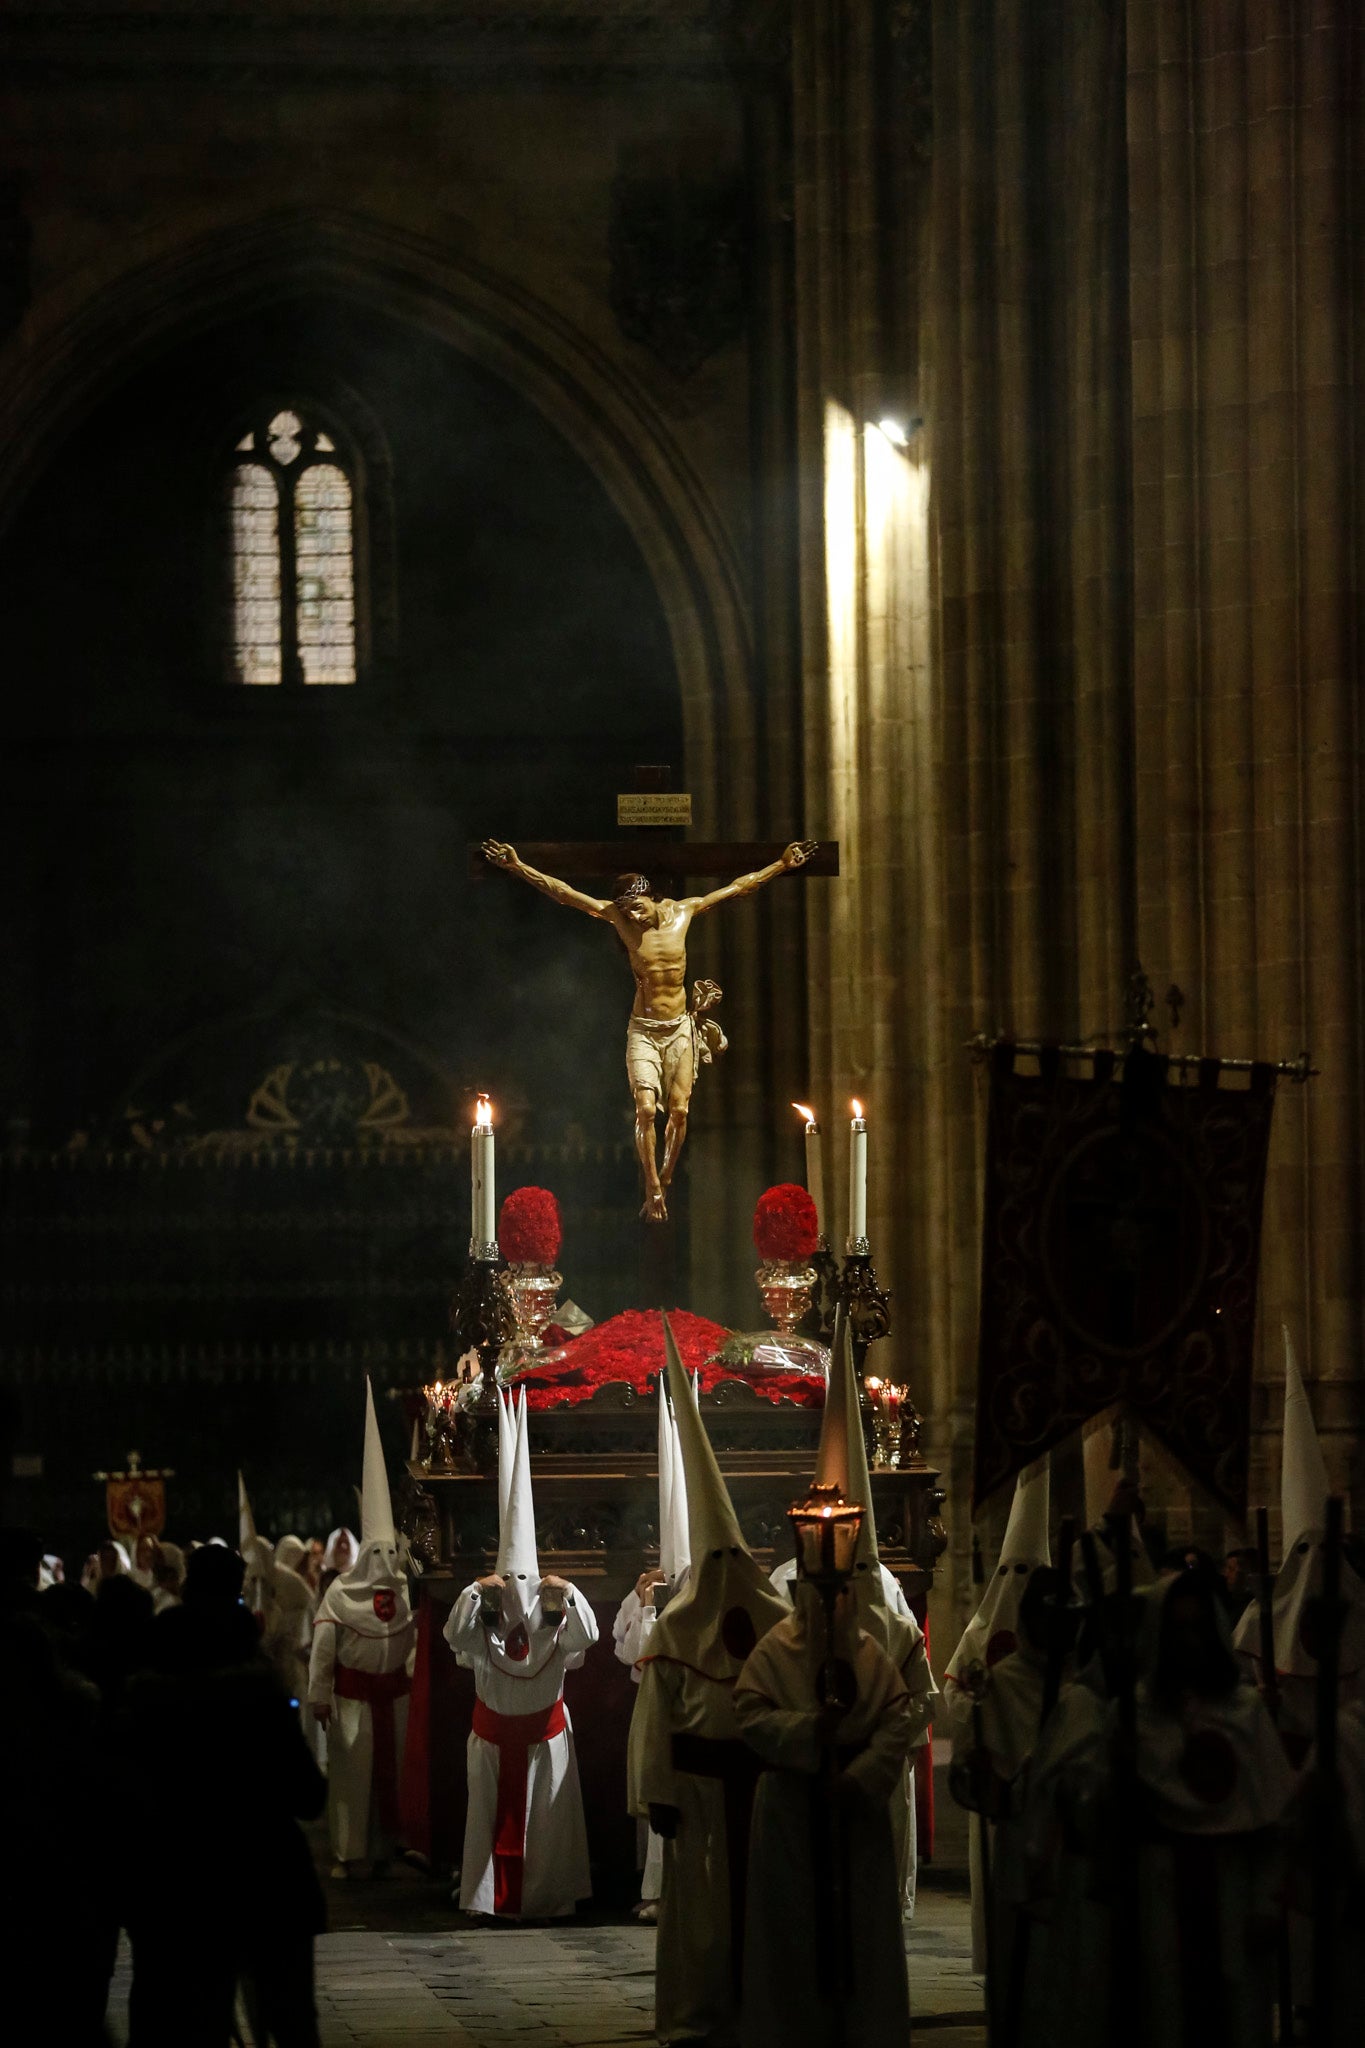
609 167 746 377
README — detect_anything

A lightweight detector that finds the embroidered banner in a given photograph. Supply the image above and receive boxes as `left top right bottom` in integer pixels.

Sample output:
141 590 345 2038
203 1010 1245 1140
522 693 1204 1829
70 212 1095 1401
973 1044 1277 1518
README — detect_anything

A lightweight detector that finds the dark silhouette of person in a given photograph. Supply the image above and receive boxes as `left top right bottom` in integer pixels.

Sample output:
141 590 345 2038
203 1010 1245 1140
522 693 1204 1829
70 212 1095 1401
0 1608 118 2044
118 1542 327 2047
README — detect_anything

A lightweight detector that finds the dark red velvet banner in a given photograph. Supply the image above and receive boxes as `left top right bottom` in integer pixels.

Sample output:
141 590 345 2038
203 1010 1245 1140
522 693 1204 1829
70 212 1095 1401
973 1044 1277 1518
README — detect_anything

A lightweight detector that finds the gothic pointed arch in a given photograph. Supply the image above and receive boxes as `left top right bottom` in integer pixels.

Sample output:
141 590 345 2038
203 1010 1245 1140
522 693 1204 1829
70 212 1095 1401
0 208 752 831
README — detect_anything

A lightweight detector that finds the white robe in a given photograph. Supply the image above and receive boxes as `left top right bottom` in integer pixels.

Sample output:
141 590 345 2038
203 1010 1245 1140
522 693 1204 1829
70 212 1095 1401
446 1581 596 1919
941 1640 1057 1989
307 1588 415 1865
629 1653 755 2046
734 1613 913 2048
615 1588 665 1900
771 1555 934 1916
1020 1668 1294 2048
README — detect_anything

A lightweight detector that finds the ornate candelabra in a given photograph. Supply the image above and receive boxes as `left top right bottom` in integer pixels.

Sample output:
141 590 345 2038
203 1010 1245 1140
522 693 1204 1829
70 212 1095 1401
836 1245 892 1375
446 1233 516 1472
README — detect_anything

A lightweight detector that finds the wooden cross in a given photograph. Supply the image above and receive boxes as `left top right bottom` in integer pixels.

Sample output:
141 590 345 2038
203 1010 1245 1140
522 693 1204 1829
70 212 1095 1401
469 764 838 882
466 841 840 886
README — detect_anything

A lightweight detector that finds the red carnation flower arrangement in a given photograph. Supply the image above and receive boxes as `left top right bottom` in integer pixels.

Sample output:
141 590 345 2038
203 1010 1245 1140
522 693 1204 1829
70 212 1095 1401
499 1186 563 1267
516 1307 825 1411
753 1182 820 1263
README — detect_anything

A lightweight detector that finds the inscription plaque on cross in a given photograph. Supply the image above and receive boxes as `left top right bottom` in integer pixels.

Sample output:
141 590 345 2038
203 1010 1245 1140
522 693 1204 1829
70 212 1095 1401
470 768 837 1297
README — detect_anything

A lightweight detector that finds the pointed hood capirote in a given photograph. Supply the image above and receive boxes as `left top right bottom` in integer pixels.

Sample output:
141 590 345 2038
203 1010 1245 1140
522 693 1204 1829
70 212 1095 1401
1280 1324 1330 1551
637 1315 787 1682
361 1378 397 1548
497 1386 517 1538
238 1470 259 1553
946 1459 1051 1683
668 1386 691 1585
497 1389 542 1626
238 1470 274 1604
314 1380 412 1640
1082 1413 1116 1528
657 1373 678 1583
813 1308 922 1662
1232 1327 1365 1680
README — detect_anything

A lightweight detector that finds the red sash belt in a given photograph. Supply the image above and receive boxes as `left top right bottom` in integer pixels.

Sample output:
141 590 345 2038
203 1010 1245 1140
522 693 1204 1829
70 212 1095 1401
333 1665 412 1838
471 1697 567 1917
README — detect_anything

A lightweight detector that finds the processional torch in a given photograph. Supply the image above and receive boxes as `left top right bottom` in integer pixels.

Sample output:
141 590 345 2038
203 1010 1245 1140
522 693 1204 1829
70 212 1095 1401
786 1468 864 2035
1255 1506 1297 2046
1309 1496 1346 2048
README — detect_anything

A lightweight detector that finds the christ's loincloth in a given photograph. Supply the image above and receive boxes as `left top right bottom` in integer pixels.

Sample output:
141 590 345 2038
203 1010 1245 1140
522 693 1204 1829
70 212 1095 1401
626 1012 697 1103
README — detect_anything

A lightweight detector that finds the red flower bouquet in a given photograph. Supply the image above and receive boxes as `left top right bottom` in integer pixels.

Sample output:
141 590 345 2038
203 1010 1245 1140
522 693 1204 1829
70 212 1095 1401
499 1186 563 1267
753 1183 820 1263
516 1307 825 1411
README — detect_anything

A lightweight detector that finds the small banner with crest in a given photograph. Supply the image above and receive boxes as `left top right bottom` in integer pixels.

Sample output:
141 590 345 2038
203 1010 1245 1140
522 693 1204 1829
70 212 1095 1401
95 1453 172 1541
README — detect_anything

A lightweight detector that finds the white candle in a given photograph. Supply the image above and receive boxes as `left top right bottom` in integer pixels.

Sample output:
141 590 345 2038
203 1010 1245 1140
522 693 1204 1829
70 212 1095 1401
848 1098 868 1251
792 1103 824 1241
471 1094 496 1254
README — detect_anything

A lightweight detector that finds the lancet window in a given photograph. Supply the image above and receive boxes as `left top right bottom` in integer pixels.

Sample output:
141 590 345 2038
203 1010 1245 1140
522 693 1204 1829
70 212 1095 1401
228 408 358 686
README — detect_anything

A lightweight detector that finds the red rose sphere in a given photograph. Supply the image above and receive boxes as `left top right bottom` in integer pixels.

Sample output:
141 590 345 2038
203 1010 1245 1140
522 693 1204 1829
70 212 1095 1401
753 1183 820 1263
500 1186 563 1266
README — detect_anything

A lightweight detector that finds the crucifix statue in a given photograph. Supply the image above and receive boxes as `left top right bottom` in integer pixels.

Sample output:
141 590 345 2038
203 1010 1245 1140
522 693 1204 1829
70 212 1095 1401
481 836 822 1221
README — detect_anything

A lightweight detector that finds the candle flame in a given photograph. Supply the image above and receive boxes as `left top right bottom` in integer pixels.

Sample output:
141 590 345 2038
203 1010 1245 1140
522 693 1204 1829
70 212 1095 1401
851 1098 864 1119
475 1094 493 1129
792 1102 817 1124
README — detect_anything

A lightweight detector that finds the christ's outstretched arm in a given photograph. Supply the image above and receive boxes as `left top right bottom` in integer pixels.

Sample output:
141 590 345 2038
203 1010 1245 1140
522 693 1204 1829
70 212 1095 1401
481 840 611 919
688 839 820 917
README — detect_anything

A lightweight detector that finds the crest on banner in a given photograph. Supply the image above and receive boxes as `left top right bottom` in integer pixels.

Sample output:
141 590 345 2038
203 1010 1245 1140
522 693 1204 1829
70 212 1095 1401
92 1450 173 1541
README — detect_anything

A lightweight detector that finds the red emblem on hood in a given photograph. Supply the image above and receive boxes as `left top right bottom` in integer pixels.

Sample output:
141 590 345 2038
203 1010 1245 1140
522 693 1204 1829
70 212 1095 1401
504 1623 530 1662
985 1628 1017 1667
373 1588 397 1623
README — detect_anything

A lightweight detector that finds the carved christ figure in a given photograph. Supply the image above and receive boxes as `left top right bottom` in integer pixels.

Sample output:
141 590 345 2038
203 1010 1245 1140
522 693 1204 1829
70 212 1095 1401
481 840 819 1221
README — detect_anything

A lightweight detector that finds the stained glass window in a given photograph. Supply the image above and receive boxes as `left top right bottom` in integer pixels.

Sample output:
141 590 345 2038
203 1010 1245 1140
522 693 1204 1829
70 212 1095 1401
295 465 356 685
231 463 282 685
228 408 358 686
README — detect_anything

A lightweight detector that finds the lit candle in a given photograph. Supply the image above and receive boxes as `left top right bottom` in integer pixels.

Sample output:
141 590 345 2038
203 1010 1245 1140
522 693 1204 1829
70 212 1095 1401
792 1103 824 1241
471 1094 496 1255
848 1098 868 1252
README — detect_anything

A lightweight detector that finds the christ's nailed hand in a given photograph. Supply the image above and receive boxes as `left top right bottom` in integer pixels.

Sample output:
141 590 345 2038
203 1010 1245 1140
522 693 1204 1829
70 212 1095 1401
482 839 518 869
782 839 819 868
